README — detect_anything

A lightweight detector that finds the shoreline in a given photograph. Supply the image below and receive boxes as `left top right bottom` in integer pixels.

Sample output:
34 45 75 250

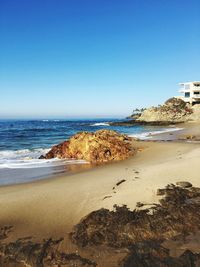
0 122 200 266
0 138 199 234
149 121 200 141
0 121 192 186
0 123 188 188
0 123 186 187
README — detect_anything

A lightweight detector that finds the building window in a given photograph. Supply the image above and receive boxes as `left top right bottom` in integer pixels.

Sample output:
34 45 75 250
185 84 190 90
194 91 200 95
185 92 190 97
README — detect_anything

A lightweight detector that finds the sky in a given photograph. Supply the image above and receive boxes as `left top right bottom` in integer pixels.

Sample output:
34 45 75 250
0 0 199 119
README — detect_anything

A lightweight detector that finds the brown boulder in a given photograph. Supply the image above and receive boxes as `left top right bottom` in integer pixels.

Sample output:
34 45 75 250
40 130 134 163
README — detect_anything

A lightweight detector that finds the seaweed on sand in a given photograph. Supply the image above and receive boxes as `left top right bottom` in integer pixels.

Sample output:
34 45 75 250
122 241 200 267
1 183 200 266
71 184 200 266
0 231 96 267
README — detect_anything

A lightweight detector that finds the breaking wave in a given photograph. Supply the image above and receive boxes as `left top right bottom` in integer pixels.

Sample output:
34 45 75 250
129 127 183 140
0 148 87 169
90 122 110 127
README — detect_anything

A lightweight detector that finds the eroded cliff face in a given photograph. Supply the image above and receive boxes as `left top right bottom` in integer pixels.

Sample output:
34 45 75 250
137 98 193 122
40 130 134 163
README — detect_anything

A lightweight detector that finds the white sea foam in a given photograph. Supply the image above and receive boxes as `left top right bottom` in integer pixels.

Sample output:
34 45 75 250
0 148 87 169
129 127 183 140
90 122 110 126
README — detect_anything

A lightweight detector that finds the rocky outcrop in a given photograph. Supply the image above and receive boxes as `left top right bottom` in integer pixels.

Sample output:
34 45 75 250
109 119 181 126
111 99 200 126
138 97 193 123
178 134 200 141
40 130 134 163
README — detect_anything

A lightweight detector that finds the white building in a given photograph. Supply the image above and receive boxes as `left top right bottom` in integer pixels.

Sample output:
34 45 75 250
179 81 200 104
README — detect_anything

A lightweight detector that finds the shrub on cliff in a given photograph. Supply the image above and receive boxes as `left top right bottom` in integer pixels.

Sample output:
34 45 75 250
165 97 186 108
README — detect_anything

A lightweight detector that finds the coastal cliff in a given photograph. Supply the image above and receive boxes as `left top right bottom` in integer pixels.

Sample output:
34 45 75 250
137 97 193 123
111 98 200 127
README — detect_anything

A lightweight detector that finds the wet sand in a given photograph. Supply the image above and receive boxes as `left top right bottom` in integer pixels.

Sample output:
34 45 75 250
150 121 200 141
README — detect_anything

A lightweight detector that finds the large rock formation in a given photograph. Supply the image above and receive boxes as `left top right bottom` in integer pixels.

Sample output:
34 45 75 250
138 97 193 123
110 98 199 126
40 130 134 163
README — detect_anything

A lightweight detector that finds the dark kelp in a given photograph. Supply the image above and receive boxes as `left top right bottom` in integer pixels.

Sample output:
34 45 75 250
71 184 200 266
1 184 200 266
0 227 96 267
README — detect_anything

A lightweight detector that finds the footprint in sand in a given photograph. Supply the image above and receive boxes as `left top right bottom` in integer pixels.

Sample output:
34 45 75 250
116 179 126 186
111 179 126 194
102 195 112 200
133 170 140 174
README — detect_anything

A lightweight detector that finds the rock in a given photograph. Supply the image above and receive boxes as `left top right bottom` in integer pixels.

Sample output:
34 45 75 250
179 135 200 141
189 104 200 121
41 130 134 163
122 99 200 126
179 135 196 140
110 120 180 126
165 97 188 108
186 135 196 140
137 97 193 123
176 181 192 188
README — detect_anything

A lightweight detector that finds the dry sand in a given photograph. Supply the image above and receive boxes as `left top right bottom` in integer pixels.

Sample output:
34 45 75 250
0 135 200 243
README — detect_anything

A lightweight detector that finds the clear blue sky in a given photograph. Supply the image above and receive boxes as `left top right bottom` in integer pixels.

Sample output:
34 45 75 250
0 0 199 119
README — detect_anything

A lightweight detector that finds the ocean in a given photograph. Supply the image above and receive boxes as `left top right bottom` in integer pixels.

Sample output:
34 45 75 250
0 118 181 185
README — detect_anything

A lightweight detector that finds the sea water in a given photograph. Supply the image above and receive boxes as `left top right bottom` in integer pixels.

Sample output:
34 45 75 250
0 119 181 185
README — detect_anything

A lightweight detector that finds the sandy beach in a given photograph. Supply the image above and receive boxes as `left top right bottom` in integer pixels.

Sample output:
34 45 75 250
0 126 199 236
1 0 199 264
0 124 200 265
